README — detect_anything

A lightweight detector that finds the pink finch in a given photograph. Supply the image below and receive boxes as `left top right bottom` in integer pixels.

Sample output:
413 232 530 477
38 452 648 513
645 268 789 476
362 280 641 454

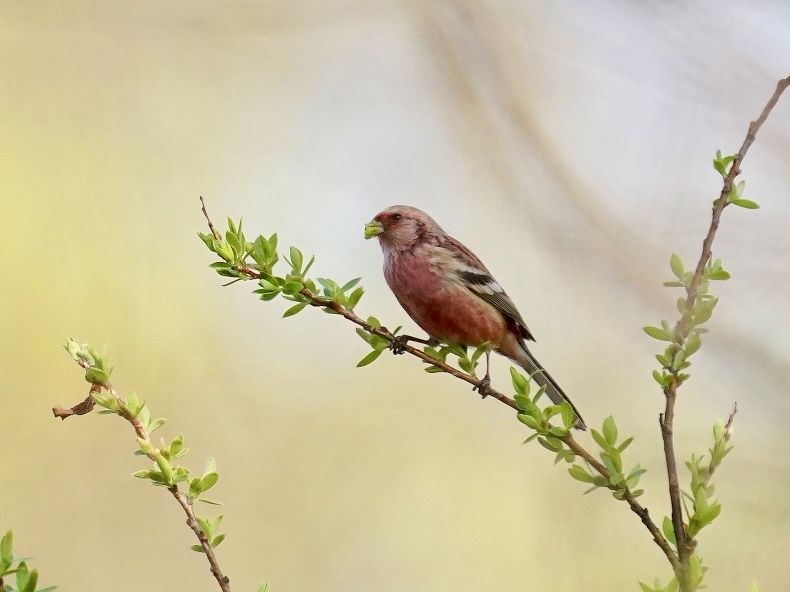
365 205 586 430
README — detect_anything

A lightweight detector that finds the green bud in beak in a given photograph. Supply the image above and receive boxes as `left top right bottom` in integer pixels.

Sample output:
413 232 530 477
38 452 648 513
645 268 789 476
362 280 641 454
364 220 384 239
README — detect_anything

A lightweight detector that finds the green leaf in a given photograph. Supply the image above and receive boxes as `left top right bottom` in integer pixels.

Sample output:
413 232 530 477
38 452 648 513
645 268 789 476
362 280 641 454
148 418 167 434
211 534 226 548
730 198 760 209
662 516 677 545
189 478 203 498
568 465 595 483
283 302 308 318
670 254 685 280
84 367 109 386
340 277 362 292
20 568 38 592
357 349 383 367
346 287 365 310
190 544 205 553
601 416 617 445
537 436 563 452
643 326 672 341
201 472 219 492
616 436 634 453
1 531 12 564
590 429 608 450
517 413 540 430
509 367 530 397
556 402 574 430
685 331 702 357
289 246 303 272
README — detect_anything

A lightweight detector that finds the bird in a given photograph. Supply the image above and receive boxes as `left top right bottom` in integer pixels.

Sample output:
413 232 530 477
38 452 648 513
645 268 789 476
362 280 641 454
364 205 586 430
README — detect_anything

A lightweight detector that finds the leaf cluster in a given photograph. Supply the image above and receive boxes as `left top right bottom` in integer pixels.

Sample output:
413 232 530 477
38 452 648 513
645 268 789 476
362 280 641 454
423 343 488 376
200 220 366 322
0 532 55 592
354 316 399 367
681 420 733 539
191 515 226 554
713 150 759 209
509 368 575 459
199 219 279 279
567 416 646 499
645 252 730 389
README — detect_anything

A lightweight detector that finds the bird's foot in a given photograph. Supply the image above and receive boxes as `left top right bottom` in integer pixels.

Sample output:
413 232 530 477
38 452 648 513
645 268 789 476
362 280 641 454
391 335 409 355
473 375 493 399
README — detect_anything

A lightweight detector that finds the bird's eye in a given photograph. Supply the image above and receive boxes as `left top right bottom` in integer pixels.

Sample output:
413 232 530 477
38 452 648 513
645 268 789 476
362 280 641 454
391 213 402 222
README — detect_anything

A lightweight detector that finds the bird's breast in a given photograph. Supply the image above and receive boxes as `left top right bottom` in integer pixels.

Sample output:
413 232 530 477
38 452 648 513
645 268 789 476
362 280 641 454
383 249 506 347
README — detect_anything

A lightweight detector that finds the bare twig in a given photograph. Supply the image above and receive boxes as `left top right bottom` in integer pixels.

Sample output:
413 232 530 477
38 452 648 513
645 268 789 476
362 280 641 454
661 77 789 592
201 196 222 241
55 367 231 592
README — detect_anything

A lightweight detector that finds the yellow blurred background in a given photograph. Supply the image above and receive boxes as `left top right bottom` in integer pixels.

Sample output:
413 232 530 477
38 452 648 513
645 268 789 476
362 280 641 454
2 2 789 590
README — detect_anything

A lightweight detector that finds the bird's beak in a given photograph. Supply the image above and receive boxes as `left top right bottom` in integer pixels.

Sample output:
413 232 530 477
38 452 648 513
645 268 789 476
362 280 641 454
364 220 383 239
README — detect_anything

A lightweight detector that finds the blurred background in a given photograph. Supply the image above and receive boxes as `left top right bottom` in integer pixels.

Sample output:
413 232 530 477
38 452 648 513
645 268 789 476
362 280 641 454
1 1 789 590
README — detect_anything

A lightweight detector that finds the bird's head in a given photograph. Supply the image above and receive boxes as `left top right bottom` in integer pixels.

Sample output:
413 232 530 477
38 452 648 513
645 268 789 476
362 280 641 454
364 205 442 252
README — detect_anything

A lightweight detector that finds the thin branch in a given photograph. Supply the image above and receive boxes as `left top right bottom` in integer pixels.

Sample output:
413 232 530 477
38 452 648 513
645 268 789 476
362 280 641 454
55 366 231 592
661 77 790 592
201 196 222 241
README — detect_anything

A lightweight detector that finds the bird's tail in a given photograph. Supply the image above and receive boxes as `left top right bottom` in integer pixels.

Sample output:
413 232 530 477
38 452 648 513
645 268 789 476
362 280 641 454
514 344 587 430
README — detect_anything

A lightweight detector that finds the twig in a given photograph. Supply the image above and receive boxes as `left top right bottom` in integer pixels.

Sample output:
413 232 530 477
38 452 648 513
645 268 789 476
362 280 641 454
200 196 222 241
661 77 790 592
55 365 231 592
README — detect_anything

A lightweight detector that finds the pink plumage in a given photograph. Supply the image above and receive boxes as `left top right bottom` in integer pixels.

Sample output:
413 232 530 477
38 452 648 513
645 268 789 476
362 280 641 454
366 205 586 430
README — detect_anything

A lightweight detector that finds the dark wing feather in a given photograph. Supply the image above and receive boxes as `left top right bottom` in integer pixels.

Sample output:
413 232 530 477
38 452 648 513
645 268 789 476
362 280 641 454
441 235 535 341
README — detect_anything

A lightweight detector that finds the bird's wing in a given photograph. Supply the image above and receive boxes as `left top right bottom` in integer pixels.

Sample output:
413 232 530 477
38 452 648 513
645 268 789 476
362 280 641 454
442 236 535 341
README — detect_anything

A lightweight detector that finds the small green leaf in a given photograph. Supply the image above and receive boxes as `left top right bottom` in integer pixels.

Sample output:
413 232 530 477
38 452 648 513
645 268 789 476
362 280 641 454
662 516 677 545
340 277 362 292
617 436 634 453
201 472 219 492
189 478 203 498
730 198 760 209
1 531 13 563
21 568 38 592
517 413 540 430
509 367 530 397
590 429 608 450
283 302 309 318
643 326 672 341
568 465 595 483
601 416 617 445
289 246 303 272
84 367 109 386
357 349 384 367
346 287 365 310
670 254 685 280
